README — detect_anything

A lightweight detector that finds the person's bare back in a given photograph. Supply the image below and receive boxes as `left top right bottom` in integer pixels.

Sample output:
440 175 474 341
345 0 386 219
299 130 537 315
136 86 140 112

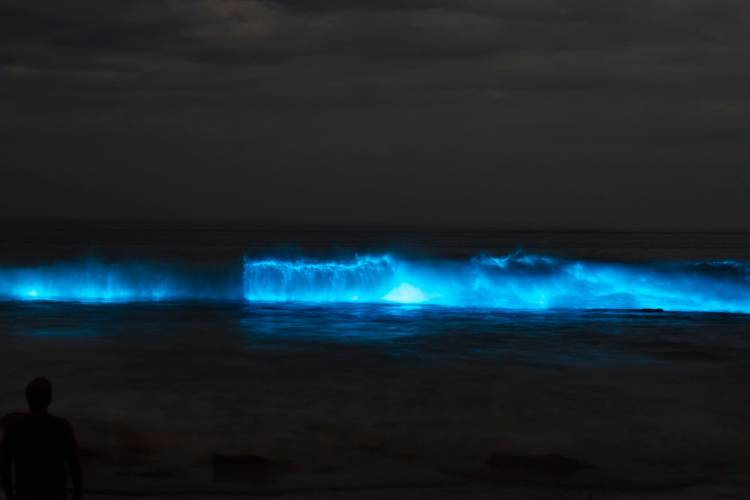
1 378 82 500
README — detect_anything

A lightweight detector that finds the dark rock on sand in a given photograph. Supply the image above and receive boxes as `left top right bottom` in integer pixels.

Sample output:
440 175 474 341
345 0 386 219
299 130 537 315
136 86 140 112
132 467 179 479
485 453 593 480
211 454 286 482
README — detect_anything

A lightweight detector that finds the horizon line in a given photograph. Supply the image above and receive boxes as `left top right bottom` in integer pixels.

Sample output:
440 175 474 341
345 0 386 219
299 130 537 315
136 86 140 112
0 217 749 234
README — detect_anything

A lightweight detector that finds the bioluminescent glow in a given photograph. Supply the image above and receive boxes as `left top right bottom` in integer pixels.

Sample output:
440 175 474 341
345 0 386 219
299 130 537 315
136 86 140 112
242 253 750 313
2 253 750 313
243 256 397 303
0 261 180 302
0 261 236 303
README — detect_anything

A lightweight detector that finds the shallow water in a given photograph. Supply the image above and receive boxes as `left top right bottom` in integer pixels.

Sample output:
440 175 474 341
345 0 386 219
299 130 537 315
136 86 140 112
3 301 750 365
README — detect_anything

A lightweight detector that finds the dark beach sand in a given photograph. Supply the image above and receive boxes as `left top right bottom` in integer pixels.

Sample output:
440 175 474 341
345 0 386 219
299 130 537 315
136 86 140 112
5 352 750 499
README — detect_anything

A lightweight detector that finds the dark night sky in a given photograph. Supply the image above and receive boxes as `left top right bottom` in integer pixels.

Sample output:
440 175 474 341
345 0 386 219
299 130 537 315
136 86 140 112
1 1 749 229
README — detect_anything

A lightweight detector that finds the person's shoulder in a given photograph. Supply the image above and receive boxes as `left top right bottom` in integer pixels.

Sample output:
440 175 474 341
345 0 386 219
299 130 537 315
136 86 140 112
1 412 26 424
47 414 73 429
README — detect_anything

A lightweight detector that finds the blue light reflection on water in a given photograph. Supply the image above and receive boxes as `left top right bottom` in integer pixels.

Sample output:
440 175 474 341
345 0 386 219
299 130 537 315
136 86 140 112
238 303 750 365
3 300 750 365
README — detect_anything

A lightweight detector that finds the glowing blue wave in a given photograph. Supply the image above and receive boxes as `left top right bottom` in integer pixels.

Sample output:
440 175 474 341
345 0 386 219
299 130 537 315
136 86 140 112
0 261 235 303
2 254 749 313
242 253 750 313
243 256 398 303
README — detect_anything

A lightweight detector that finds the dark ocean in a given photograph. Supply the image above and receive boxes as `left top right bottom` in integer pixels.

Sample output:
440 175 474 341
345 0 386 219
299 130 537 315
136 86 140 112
1 223 750 495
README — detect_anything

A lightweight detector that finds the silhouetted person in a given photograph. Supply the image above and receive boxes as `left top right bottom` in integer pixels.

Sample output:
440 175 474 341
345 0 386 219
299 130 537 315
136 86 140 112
1 378 82 500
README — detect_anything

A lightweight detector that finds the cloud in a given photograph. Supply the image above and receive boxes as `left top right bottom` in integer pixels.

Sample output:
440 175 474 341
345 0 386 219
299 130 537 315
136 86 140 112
2 0 748 121
1 0 750 226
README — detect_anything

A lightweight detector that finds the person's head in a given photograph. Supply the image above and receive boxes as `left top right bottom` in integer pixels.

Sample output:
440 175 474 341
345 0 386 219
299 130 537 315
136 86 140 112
26 377 53 413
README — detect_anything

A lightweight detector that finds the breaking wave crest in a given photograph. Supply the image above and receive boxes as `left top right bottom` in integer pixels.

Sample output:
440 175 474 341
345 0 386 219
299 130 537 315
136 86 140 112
243 256 397 303
242 253 750 313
